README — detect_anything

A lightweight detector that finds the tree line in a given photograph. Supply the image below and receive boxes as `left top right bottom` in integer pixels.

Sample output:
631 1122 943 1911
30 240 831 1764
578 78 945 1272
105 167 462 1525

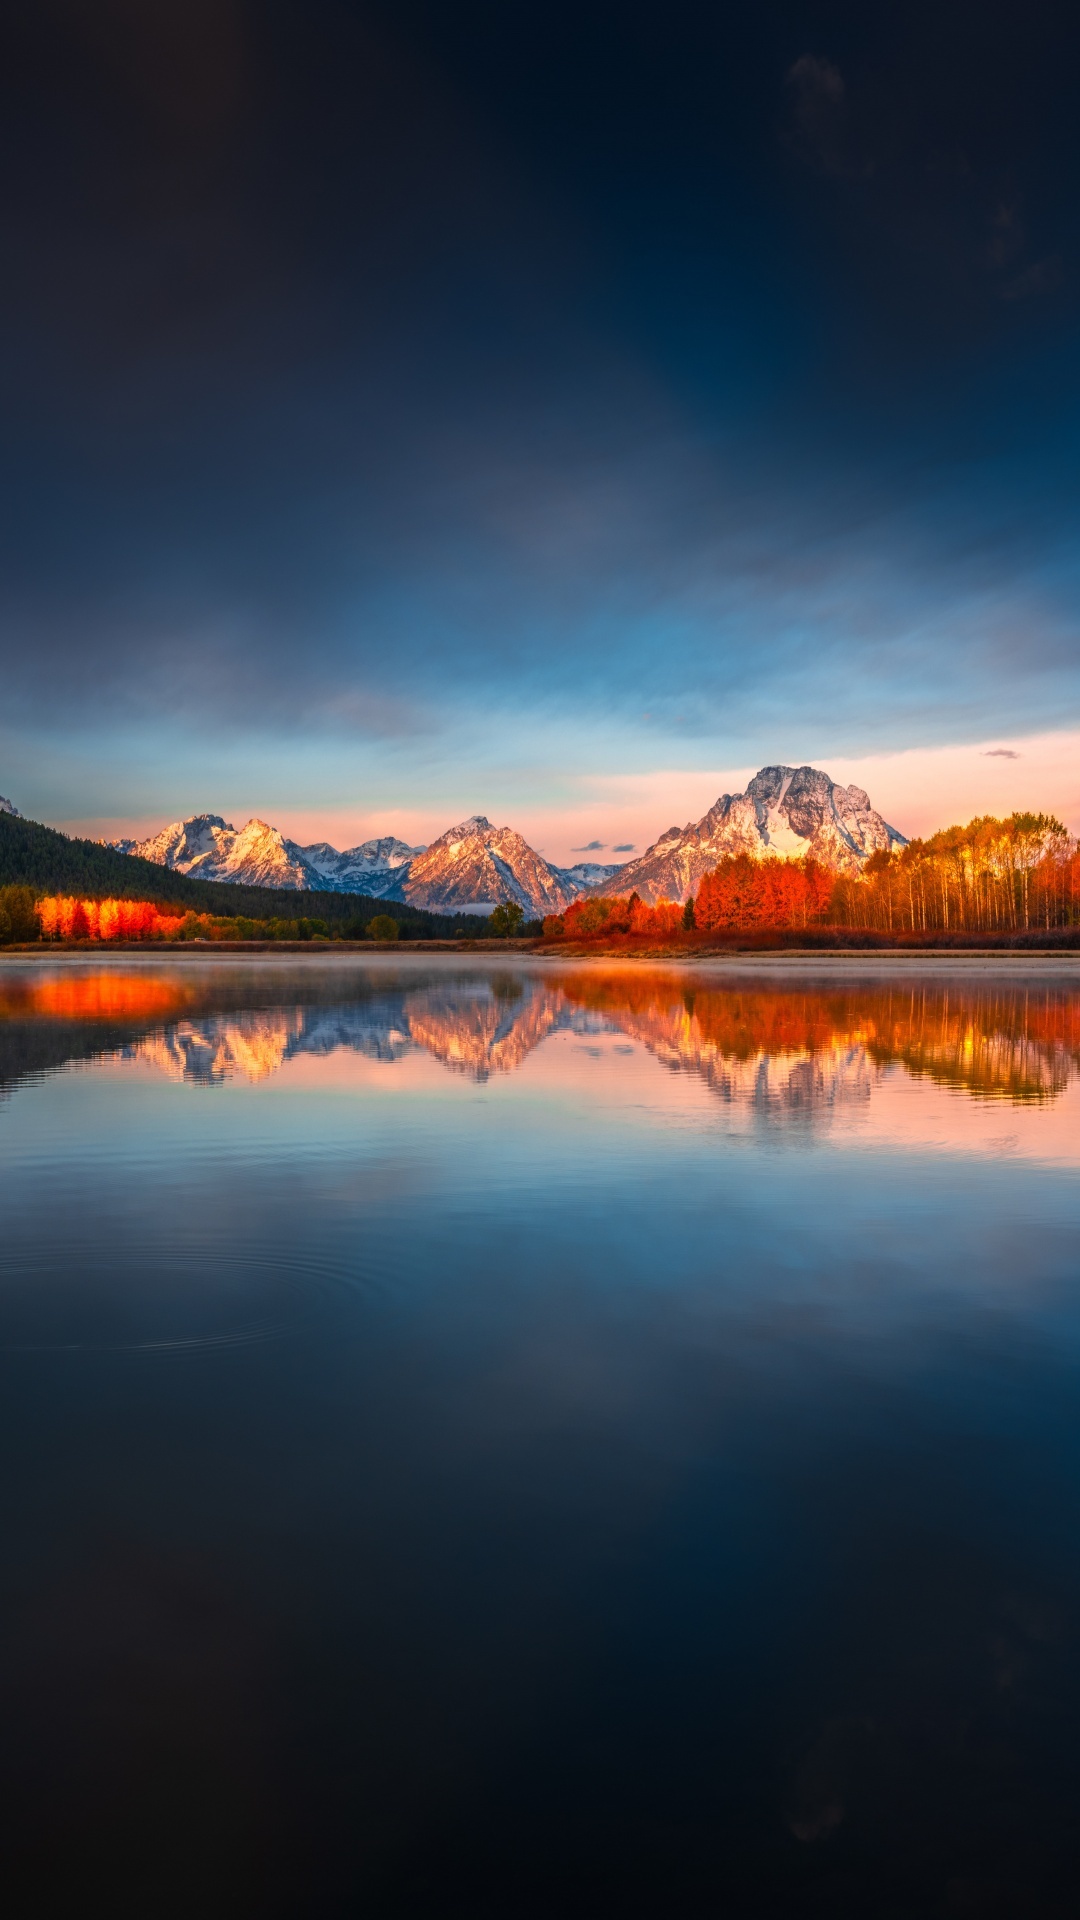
831 813 1078 932
541 813 1080 940
0 889 539 945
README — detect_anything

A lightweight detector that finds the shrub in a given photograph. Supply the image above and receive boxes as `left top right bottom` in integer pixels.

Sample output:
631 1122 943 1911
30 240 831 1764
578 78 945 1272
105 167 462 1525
367 915 400 942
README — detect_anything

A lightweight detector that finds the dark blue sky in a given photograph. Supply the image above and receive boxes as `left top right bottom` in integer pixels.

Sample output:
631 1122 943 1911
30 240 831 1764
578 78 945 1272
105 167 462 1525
2 1 1079 845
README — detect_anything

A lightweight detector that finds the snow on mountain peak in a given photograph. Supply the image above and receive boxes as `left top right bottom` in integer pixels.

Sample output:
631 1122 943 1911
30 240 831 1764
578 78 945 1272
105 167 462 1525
436 814 493 844
113 813 432 899
596 764 906 904
404 814 573 915
299 834 427 898
115 813 323 891
109 768 906 915
0 795 20 817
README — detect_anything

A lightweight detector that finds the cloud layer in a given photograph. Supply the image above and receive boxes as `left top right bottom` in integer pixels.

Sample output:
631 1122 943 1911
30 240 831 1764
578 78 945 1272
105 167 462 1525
2 1 1079 830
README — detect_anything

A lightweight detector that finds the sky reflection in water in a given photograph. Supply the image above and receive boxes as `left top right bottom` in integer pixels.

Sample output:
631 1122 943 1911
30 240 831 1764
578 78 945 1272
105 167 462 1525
2 956 1080 1918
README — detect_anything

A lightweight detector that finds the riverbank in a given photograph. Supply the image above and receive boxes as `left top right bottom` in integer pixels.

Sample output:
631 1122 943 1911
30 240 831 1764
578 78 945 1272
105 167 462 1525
0 938 536 955
3 943 1080 975
4 926 1080 958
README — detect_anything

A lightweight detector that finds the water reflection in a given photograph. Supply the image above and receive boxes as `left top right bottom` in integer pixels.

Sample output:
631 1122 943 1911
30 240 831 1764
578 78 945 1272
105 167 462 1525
2 963 1078 1105
137 1010 308 1085
4 957 1080 1912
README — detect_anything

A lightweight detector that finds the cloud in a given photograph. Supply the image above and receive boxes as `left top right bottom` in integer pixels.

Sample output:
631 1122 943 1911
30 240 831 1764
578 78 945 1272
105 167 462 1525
613 843 635 852
983 748 1020 758
999 256 1064 303
6 1 1080 825
572 840 606 851
784 55 847 174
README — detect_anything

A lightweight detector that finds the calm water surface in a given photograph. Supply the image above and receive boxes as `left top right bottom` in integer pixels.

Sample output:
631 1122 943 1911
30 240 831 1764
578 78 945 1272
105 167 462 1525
3 954 1080 1917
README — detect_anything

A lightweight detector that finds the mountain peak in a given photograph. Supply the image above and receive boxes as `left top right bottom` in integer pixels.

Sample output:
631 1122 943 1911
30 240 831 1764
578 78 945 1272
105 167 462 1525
405 816 571 915
594 764 906 904
115 812 323 891
0 795 20 817
441 814 493 839
299 834 425 898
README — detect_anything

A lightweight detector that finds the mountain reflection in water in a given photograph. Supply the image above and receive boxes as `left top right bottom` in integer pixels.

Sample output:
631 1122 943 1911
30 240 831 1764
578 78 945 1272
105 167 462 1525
2 963 1077 1104
4 956 1080 1916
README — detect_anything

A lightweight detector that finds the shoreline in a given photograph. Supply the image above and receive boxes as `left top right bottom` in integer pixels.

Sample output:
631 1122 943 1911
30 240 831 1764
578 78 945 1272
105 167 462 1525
3 943 1080 976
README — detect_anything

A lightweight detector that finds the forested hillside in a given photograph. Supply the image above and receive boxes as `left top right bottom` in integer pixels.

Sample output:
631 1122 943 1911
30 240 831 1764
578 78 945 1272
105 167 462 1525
0 812 468 936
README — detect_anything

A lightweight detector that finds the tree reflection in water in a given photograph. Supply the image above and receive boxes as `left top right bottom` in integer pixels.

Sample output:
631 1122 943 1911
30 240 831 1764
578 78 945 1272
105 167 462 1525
2 964 1078 1103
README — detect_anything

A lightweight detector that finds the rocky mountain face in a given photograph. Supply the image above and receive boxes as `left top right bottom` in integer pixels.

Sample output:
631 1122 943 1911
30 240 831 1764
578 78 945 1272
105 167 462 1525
400 816 575 917
300 835 426 898
603 765 906 904
0 795 20 816
113 817 426 895
111 767 902 912
113 809 575 912
115 815 329 891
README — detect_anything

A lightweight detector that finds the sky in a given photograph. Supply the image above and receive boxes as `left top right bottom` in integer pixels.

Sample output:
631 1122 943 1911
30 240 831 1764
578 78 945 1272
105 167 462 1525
2 0 1080 862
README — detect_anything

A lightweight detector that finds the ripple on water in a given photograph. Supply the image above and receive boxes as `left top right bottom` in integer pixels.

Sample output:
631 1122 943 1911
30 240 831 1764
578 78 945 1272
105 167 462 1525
0 1233 396 1355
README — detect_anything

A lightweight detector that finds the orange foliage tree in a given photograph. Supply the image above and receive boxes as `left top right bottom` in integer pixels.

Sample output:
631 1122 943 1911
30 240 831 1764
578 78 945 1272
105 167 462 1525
546 892 685 940
36 896 186 941
828 815 1079 933
694 854 831 931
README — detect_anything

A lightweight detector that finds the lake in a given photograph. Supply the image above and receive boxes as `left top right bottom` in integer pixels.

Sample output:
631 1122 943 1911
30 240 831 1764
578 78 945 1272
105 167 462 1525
2 953 1080 1917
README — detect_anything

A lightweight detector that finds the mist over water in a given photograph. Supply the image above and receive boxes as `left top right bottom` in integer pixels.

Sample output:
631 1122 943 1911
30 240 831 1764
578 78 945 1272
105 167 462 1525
3 955 1080 1916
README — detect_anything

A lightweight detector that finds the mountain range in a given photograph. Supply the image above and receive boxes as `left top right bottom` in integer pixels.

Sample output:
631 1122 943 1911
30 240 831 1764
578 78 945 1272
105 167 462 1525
111 812 625 915
300 834 424 896
103 764 903 915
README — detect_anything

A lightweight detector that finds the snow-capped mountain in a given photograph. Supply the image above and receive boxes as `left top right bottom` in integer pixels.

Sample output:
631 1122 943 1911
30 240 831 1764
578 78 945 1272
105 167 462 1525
110 769 903 912
602 766 906 904
114 807 600 913
113 816 426 895
401 815 575 917
0 795 20 816
115 814 329 891
299 835 426 898
556 860 626 891
112 805 613 912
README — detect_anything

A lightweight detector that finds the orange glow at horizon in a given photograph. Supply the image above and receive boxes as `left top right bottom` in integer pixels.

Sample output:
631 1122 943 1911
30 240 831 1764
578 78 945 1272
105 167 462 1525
55 726 1080 870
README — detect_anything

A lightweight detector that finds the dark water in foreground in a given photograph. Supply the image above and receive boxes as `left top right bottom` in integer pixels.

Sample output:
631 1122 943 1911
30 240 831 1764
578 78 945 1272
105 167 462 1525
3 955 1080 1918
